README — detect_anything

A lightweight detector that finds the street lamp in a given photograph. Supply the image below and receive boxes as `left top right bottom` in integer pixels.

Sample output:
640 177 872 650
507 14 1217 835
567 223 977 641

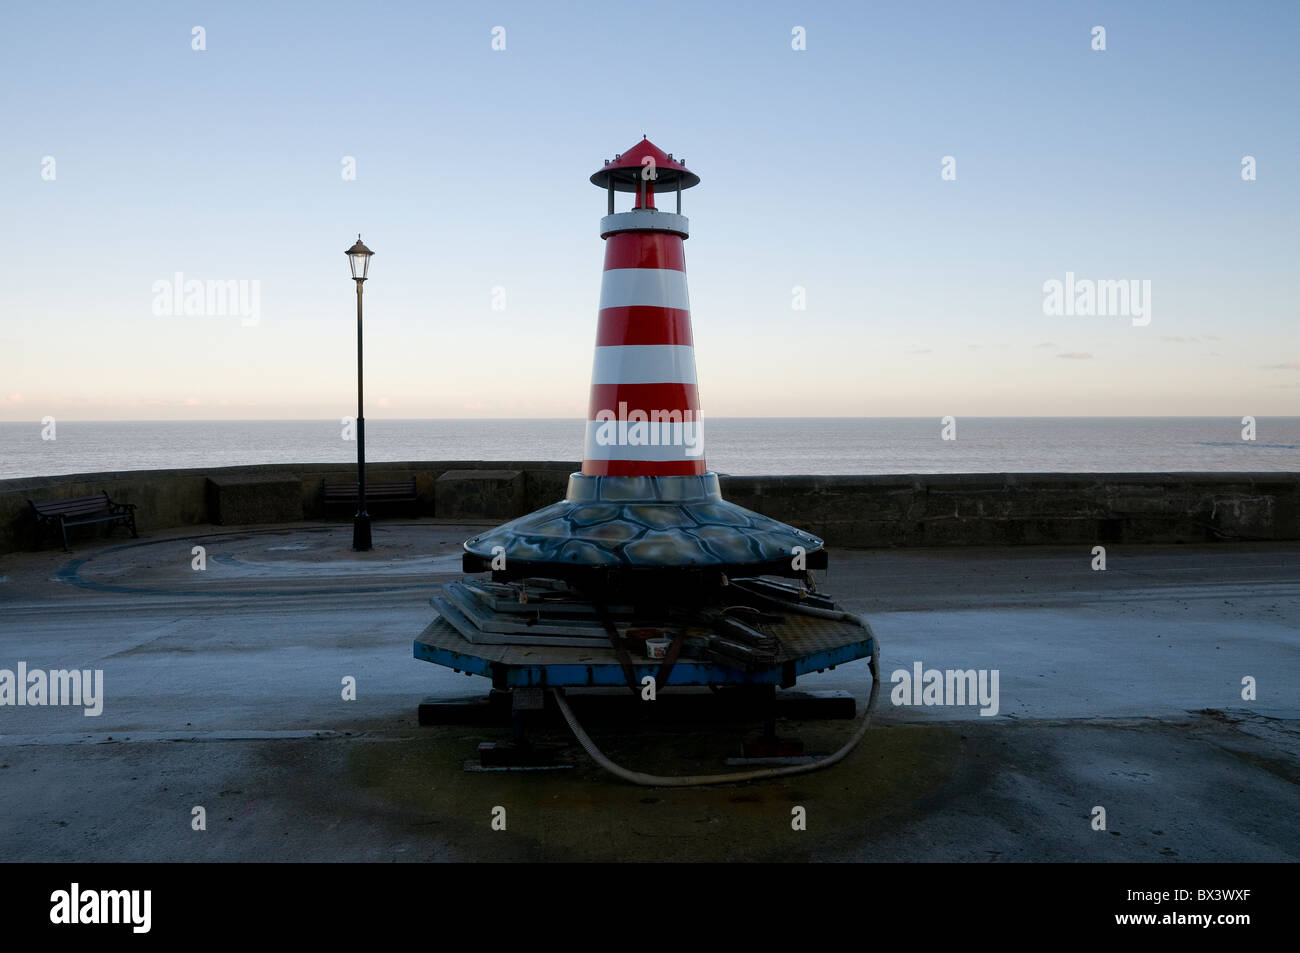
345 234 374 551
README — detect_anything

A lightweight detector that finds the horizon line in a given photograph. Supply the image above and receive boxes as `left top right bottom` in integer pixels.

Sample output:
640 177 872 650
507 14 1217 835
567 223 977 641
2 415 1298 425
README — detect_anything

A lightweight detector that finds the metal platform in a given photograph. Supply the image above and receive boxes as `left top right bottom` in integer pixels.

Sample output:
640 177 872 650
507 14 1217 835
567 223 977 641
412 605 876 689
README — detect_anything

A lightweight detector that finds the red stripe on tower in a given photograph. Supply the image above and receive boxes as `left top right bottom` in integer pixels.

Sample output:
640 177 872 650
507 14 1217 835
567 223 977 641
581 460 705 477
594 308 692 347
602 232 687 271
587 383 700 419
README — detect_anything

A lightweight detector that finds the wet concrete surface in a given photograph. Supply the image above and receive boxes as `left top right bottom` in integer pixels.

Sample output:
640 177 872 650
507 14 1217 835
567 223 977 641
0 520 1296 861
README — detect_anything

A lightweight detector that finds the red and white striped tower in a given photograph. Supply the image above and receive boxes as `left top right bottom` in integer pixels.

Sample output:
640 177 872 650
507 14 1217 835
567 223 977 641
462 137 826 585
584 137 704 478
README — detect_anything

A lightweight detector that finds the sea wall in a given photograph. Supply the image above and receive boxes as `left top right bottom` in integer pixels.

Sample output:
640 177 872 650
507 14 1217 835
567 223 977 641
0 463 1296 554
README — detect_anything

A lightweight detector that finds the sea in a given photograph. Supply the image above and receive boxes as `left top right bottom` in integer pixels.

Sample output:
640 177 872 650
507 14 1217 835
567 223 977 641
1 418 1299 481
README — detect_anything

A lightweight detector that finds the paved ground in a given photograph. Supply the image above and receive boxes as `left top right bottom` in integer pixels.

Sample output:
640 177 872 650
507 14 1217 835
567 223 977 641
0 520 1297 861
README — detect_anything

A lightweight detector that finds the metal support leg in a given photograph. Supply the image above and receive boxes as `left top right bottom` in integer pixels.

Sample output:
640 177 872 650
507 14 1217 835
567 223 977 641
475 687 569 770
741 684 805 760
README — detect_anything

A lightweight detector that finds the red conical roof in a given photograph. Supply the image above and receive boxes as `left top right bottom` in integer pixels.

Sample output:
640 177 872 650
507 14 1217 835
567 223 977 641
591 136 700 192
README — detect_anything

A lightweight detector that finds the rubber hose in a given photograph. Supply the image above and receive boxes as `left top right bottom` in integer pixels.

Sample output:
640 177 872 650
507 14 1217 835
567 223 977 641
551 644 880 787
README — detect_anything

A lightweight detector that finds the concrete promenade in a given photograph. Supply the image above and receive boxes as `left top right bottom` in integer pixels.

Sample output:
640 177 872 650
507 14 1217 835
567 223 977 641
1 520 1297 861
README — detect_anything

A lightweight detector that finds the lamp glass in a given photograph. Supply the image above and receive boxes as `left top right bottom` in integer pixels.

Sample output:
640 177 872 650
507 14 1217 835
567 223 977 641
346 237 373 280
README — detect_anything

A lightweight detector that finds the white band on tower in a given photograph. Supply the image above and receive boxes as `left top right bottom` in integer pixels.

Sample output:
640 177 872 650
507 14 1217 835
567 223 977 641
583 420 706 461
598 268 692 311
599 210 689 238
589 345 698 385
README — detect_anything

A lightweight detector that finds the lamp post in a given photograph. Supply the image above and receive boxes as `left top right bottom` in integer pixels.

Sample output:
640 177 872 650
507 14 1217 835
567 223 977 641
345 235 374 551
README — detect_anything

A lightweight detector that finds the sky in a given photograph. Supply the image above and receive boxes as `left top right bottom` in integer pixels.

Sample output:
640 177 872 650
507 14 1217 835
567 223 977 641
1 0 1297 421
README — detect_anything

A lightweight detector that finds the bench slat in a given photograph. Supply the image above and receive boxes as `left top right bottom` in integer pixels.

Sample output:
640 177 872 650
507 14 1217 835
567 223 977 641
322 479 416 503
32 494 112 515
38 503 110 516
61 513 126 526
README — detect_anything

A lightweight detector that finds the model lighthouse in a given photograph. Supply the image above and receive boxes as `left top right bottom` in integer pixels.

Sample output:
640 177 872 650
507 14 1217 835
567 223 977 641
462 136 827 591
418 138 878 779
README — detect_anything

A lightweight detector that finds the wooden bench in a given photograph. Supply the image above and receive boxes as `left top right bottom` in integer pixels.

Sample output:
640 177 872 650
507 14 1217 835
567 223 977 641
29 492 138 551
322 478 418 511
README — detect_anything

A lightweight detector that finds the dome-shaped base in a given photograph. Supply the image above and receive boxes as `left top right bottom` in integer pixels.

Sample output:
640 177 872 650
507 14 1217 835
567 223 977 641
462 473 826 588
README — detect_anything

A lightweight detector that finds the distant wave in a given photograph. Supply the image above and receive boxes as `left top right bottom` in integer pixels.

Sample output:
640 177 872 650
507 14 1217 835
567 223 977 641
1195 441 1300 449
